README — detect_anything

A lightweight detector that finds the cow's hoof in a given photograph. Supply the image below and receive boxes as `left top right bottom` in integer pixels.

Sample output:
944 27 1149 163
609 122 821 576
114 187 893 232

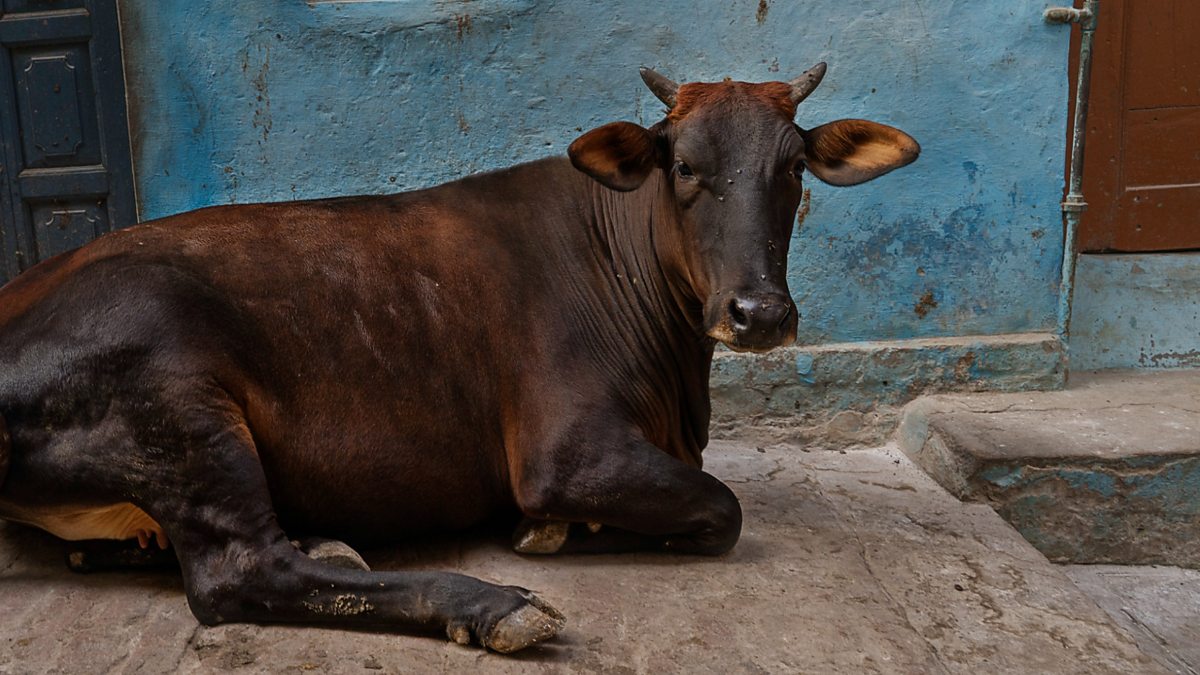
512 518 569 555
483 594 566 653
293 537 371 571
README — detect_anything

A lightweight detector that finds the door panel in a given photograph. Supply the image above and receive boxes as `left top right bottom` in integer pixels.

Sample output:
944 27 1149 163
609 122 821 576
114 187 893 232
1123 108 1200 187
1075 0 1200 252
14 45 104 169
0 0 135 283
28 197 108 260
1123 4 1200 110
3 0 86 12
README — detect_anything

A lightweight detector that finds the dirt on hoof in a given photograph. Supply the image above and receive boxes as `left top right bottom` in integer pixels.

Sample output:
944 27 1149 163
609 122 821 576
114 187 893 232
511 519 569 554
484 599 565 653
445 623 472 646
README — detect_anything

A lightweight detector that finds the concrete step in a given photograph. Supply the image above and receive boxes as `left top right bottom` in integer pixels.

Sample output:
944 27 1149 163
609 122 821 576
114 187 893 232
897 369 1200 567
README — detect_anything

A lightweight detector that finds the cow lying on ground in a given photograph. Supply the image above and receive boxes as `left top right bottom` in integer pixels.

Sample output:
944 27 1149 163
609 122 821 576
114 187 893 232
0 64 916 652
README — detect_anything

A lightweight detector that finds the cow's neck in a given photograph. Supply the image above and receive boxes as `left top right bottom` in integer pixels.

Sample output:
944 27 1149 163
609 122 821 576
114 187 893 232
581 173 713 467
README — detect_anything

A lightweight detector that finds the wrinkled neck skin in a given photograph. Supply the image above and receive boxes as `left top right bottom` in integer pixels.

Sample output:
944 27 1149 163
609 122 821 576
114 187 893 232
577 169 713 467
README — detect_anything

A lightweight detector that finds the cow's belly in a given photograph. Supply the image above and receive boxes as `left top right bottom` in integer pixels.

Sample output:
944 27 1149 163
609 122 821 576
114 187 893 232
0 501 167 547
259 428 515 543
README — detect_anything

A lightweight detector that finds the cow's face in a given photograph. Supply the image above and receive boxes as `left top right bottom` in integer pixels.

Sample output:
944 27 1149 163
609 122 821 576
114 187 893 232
569 64 919 353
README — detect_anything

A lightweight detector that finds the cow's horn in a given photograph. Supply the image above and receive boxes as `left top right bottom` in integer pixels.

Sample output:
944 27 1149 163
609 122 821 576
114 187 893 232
639 67 679 108
788 62 827 105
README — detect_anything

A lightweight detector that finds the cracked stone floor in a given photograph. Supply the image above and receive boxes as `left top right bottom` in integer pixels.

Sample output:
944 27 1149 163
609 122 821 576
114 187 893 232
0 442 1170 674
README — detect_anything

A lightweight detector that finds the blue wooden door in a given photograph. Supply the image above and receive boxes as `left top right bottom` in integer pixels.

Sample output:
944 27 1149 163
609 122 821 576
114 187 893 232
0 0 136 283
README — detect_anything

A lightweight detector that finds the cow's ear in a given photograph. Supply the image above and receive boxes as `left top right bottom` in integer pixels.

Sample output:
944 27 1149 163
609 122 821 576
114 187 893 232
800 119 919 187
568 122 659 192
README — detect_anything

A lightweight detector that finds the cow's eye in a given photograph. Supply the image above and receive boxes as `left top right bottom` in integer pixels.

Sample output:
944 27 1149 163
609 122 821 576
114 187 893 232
675 161 695 179
790 162 805 179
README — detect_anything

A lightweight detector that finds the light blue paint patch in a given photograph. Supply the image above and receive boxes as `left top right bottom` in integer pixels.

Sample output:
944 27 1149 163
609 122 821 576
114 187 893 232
1125 459 1200 515
793 352 815 384
1055 468 1117 498
1127 466 1177 501
119 0 1070 348
979 464 1023 488
1072 253 1200 369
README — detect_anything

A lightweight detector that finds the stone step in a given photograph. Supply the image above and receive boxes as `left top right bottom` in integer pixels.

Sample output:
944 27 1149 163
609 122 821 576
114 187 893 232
897 369 1200 566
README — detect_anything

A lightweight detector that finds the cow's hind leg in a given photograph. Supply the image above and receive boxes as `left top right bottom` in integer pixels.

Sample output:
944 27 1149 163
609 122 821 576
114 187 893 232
64 537 370 574
66 539 179 573
145 407 563 652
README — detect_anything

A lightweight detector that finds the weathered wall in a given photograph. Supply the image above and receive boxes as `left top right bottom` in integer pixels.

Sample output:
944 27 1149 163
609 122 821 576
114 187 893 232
118 0 1070 349
1071 254 1200 370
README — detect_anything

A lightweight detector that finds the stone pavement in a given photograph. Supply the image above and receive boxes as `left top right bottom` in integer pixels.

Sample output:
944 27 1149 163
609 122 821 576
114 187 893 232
0 443 1161 674
1067 565 1200 675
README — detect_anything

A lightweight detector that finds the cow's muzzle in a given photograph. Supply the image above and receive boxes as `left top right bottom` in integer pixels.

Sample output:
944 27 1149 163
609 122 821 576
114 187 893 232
708 291 798 353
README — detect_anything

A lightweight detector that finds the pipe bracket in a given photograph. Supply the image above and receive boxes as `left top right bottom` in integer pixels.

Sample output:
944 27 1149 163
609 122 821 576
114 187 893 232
1045 3 1098 30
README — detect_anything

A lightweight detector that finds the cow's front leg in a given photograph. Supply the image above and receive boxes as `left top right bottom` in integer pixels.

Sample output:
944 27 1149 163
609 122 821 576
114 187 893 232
65 536 372 573
510 432 741 556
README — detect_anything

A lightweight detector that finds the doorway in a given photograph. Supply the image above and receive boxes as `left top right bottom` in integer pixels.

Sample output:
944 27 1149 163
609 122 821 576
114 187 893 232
0 0 136 283
1071 0 1200 252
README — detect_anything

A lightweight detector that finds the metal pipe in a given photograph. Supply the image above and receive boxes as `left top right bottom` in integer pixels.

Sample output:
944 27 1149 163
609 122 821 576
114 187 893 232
1045 0 1099 361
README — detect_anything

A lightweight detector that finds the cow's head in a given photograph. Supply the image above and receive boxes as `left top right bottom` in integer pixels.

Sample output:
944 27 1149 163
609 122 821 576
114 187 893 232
568 64 919 353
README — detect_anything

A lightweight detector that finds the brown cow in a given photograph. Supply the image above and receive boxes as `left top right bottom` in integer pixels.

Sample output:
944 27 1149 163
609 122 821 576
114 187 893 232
0 65 916 652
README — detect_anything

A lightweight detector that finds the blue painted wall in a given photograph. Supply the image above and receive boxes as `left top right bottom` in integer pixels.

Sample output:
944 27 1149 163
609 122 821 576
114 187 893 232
118 0 1070 346
1072 254 1200 370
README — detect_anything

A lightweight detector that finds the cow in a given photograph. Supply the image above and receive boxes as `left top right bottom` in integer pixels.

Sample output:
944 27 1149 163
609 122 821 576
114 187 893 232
0 64 917 653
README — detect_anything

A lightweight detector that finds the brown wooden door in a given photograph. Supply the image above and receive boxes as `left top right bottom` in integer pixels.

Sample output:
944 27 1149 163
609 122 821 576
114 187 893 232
1073 0 1200 252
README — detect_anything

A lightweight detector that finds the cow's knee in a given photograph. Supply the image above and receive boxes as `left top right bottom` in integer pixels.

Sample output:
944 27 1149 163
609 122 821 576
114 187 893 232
672 482 742 555
182 542 296 625
513 480 559 523
186 577 238 625
184 569 256 625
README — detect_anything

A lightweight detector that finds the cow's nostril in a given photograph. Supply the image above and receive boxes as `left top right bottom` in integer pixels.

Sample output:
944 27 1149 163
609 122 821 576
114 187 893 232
728 299 749 329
